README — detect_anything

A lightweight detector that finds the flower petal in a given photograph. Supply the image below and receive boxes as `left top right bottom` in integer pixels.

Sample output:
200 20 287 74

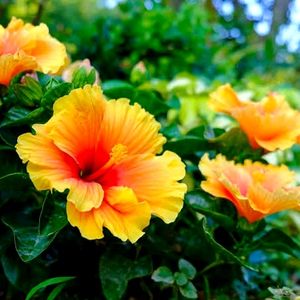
65 178 104 212
67 202 104 240
100 99 166 155
48 85 108 171
247 184 300 215
0 53 37 86
209 84 243 114
16 124 78 191
98 186 151 243
29 23 67 74
116 151 186 223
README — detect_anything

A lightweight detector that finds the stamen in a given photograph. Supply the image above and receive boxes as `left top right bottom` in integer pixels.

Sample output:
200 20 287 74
83 144 128 181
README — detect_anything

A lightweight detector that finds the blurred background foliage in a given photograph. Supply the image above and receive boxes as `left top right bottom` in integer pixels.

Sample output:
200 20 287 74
2 0 300 299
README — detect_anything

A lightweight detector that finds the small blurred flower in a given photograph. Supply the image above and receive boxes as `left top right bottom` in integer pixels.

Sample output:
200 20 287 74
62 58 100 84
199 154 300 223
16 85 186 242
210 84 300 151
0 17 67 86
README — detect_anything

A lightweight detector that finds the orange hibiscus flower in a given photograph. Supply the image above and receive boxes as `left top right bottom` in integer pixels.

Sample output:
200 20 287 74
210 84 300 151
199 154 300 223
0 17 67 86
16 85 187 242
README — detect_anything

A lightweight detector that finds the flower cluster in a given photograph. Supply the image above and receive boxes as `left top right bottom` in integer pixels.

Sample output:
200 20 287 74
2 15 300 244
0 17 67 86
200 84 300 222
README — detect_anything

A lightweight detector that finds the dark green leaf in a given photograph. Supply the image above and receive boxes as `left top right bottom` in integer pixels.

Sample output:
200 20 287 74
185 191 235 229
100 252 152 300
211 127 263 161
132 90 169 116
178 259 196 280
151 266 174 284
164 136 209 156
252 229 300 258
25 276 75 300
179 281 198 299
102 80 135 99
200 218 257 271
41 82 72 109
38 193 68 236
0 107 47 127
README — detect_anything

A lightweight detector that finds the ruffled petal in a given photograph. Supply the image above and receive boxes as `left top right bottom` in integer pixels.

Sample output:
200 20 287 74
209 84 243 114
48 85 108 171
116 151 186 223
0 53 37 86
16 124 78 191
67 202 104 240
29 23 67 74
98 186 151 242
65 178 104 212
100 99 166 155
247 184 300 215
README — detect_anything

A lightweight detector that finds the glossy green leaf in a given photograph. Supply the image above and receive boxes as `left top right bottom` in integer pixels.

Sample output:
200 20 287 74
38 193 68 236
178 259 196 280
151 266 174 284
100 252 152 300
25 276 75 300
41 82 72 109
0 107 47 127
185 191 235 229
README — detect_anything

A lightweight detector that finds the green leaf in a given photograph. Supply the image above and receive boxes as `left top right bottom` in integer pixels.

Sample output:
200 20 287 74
160 123 181 139
179 281 198 299
0 107 47 127
174 272 188 286
211 127 263 161
132 90 169 115
4 224 57 262
178 259 196 280
41 82 72 109
25 276 75 300
38 193 68 236
164 136 209 157
151 266 174 284
0 172 31 207
0 172 30 191
100 252 152 300
200 218 257 271
102 80 135 99
2 192 66 263
47 283 67 300
252 229 300 257
185 191 235 229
